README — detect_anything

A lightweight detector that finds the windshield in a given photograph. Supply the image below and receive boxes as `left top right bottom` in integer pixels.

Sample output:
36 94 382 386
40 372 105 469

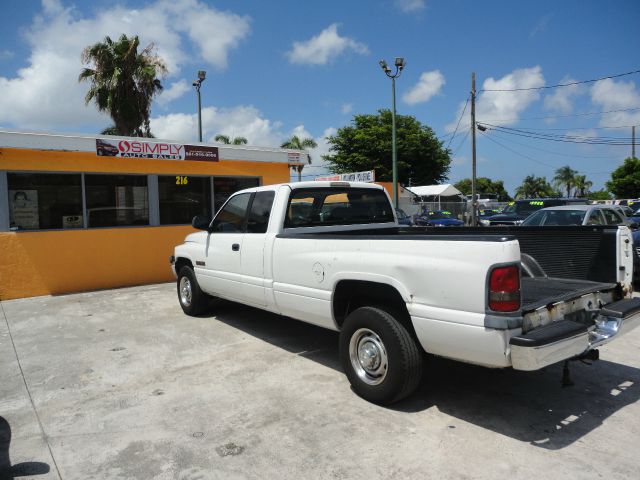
502 201 547 216
522 209 587 226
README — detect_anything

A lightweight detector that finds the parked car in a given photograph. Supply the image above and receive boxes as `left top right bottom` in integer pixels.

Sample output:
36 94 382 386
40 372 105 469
395 208 414 226
481 198 588 226
521 205 628 227
172 181 639 405
414 209 464 227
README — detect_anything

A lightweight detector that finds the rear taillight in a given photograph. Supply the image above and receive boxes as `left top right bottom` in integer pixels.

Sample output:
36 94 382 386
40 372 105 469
488 265 520 312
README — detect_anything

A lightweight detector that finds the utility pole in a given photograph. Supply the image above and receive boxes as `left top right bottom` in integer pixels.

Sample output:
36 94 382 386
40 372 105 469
470 72 477 226
633 125 636 159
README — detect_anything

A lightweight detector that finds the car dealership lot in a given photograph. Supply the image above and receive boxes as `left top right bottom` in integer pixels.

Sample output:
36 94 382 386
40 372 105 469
2 283 640 480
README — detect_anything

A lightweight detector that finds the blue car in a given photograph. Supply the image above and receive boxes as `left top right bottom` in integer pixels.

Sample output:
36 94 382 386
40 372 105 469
415 209 464 227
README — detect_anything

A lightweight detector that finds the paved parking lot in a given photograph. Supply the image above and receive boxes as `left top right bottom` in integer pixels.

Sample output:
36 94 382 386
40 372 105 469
2 283 640 479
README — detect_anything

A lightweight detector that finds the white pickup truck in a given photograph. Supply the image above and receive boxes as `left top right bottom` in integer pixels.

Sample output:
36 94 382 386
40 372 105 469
171 182 640 404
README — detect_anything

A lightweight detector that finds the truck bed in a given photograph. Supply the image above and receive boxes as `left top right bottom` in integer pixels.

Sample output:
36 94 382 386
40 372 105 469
280 225 621 284
521 277 616 312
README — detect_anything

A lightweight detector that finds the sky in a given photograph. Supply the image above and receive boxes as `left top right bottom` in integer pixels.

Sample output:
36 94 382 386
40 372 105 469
1 0 639 194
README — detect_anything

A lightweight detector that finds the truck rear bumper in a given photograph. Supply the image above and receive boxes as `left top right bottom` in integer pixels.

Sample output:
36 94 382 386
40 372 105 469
510 298 640 371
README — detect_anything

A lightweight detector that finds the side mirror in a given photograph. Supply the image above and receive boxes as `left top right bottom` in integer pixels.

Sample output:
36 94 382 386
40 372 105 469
192 215 211 231
630 222 639 230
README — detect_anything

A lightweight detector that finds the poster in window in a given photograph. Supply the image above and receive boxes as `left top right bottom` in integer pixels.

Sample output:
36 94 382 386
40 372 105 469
9 190 39 229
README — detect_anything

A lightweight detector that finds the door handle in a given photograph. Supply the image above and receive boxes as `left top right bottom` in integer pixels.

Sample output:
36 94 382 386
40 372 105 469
232 243 240 251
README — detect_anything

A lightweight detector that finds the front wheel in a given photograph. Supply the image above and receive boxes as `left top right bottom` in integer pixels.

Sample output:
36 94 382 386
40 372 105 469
177 266 210 316
339 306 423 405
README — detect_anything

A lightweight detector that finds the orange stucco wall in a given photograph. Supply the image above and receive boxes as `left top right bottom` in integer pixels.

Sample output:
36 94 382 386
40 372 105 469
0 147 291 300
0 227 192 300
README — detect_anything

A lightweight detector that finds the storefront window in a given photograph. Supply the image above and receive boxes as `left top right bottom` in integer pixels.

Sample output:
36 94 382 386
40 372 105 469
85 175 148 227
158 175 212 225
7 173 83 230
214 177 259 211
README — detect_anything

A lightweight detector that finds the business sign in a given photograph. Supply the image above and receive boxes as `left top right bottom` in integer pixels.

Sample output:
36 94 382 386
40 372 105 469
96 139 219 161
314 170 375 183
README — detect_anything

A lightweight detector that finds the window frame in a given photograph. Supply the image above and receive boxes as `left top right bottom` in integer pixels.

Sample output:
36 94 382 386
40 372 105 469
5 171 84 232
1 171 263 232
157 174 213 226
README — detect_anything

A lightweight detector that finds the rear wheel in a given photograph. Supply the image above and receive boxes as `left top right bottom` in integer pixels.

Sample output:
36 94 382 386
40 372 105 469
339 306 423 405
177 266 210 316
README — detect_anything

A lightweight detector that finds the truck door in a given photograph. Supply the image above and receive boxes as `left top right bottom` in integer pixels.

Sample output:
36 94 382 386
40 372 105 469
241 191 276 306
201 192 251 301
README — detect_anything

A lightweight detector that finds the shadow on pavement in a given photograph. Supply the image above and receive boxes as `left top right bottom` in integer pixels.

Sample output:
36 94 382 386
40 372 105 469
205 300 640 451
0 416 50 478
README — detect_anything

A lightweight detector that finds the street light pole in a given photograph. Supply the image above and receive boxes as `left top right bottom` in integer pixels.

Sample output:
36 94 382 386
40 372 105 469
192 70 206 142
379 58 406 209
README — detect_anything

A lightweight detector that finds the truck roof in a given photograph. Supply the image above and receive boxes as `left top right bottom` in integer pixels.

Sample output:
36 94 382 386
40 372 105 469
245 181 385 193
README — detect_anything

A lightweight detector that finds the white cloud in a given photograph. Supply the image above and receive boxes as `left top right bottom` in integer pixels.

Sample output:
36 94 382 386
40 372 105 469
446 66 545 131
156 79 190 106
151 105 284 146
395 0 426 13
341 103 353 114
543 76 584 114
402 70 445 105
530 13 553 39
286 24 368 66
590 78 640 127
0 0 250 130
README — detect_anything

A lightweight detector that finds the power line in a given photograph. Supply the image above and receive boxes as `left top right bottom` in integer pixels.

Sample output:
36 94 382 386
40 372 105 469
452 127 471 157
446 95 470 150
478 106 640 123
479 123 634 145
480 131 559 169
489 130 619 159
480 131 613 176
480 69 640 92
486 124 639 131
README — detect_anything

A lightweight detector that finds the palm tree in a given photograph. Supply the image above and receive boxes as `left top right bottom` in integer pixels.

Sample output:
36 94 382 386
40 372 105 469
514 175 555 199
573 175 593 197
281 135 317 152
79 34 167 137
553 165 578 198
281 135 317 182
215 134 248 145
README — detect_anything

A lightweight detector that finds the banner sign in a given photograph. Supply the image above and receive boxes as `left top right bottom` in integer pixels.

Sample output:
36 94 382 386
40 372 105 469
315 170 375 183
96 139 219 161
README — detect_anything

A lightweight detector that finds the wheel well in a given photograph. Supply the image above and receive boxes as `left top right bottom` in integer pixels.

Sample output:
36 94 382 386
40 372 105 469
333 280 414 333
174 257 193 274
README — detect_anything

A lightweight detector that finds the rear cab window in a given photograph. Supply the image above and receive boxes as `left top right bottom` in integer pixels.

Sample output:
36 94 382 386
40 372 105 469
285 188 394 228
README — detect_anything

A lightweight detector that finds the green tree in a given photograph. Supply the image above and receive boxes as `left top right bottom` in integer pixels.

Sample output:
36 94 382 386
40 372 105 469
323 109 450 185
453 177 511 201
79 34 167 137
606 157 640 198
587 189 612 201
573 174 593 198
514 175 559 199
215 134 248 145
553 165 578 198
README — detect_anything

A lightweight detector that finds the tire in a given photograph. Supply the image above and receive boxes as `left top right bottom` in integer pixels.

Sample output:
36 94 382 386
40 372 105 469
177 266 210 316
339 306 423 405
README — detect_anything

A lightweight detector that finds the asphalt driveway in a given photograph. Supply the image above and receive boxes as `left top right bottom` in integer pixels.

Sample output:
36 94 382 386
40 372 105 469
2 283 640 479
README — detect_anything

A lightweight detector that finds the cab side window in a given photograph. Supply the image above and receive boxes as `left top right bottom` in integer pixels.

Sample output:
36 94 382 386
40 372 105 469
586 210 605 225
602 209 625 225
247 191 275 234
211 193 251 232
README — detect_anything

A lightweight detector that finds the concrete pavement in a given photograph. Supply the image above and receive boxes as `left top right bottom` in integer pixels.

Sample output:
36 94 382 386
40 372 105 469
2 283 640 479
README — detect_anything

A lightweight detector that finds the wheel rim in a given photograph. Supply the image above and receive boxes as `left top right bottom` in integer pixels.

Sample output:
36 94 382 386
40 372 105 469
179 276 192 307
349 328 388 385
